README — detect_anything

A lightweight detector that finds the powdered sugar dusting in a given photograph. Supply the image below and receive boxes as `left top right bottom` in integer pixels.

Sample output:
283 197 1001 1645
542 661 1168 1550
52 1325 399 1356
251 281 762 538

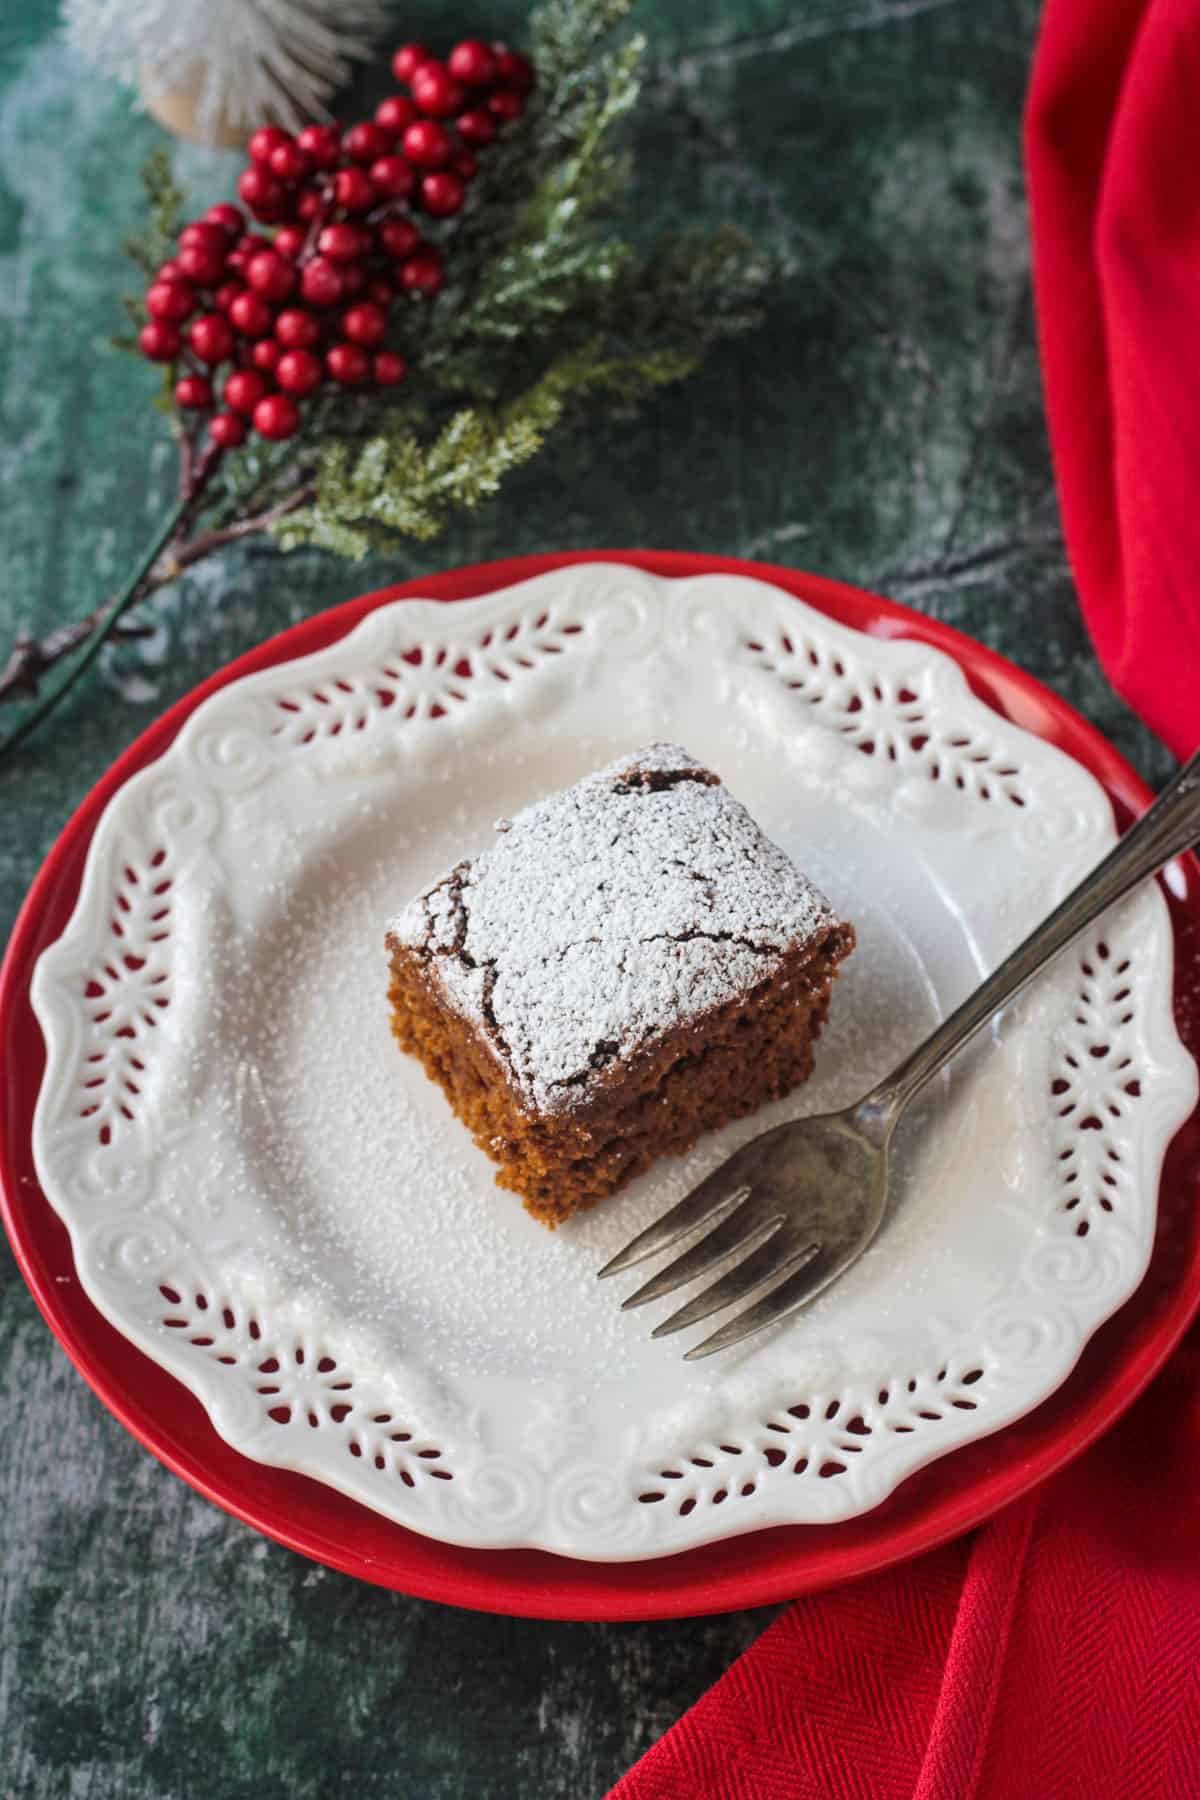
388 744 842 1112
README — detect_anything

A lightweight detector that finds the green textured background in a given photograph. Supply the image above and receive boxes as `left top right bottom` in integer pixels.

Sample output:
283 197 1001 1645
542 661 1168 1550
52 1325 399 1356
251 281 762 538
0 2 1177 1795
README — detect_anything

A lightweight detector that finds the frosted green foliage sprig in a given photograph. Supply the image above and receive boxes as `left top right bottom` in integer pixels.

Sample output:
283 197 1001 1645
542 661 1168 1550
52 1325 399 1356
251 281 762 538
278 341 699 555
113 148 186 355
276 0 773 555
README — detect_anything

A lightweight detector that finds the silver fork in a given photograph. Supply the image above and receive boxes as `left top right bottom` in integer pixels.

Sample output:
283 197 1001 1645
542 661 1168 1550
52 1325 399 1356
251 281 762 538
599 747 1200 1359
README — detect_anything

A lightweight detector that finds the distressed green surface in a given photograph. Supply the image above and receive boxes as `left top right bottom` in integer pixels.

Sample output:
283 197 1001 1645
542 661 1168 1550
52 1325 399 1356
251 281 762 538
0 2 1177 1796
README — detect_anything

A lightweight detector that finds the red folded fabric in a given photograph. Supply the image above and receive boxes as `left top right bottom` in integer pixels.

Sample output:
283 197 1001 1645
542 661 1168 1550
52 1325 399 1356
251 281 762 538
611 1330 1200 1800
610 6 1200 1794
1027 0 1200 760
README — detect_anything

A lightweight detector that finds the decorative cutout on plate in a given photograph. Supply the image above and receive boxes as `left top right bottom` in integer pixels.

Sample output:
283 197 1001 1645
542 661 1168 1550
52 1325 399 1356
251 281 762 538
269 607 588 747
1051 936 1141 1241
638 1362 988 1516
157 1281 455 1487
742 626 1030 806
77 843 175 1147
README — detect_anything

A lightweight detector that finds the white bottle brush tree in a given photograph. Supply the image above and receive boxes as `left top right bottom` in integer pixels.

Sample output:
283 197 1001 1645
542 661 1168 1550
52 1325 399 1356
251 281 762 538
64 0 391 142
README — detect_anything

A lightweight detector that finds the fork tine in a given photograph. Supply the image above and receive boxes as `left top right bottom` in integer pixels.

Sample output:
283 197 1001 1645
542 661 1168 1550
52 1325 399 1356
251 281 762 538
597 1174 753 1280
650 1235 818 1338
683 1248 842 1360
620 1202 784 1310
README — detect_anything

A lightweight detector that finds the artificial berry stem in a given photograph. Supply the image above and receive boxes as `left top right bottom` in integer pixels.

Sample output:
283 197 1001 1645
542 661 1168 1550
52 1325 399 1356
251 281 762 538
129 31 530 448
0 31 539 761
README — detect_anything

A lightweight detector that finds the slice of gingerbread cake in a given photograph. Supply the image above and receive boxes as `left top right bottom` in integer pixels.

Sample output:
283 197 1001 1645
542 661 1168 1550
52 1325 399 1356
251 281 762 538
385 744 855 1227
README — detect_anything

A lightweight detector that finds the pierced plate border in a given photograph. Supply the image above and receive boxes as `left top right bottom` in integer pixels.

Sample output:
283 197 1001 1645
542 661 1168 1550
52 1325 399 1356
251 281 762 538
31 566 1198 1559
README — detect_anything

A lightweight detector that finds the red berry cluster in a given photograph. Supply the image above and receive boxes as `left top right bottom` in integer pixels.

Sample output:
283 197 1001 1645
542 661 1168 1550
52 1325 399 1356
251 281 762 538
136 36 535 448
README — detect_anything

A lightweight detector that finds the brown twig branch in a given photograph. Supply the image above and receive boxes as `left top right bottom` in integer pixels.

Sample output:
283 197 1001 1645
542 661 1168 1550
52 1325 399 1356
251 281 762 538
169 481 315 572
178 425 196 501
0 615 156 702
0 477 313 722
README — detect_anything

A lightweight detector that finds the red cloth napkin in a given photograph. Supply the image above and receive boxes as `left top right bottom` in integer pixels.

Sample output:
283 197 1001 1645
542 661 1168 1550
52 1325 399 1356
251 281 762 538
612 1332 1200 1799
611 5 1200 1793
1027 0 1199 760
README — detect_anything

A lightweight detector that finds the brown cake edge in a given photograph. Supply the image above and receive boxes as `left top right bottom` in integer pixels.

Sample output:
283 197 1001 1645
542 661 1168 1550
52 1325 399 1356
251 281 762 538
386 922 856 1229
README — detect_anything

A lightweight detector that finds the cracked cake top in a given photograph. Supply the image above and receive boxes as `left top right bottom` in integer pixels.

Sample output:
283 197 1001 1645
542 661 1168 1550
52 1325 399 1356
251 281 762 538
386 743 840 1114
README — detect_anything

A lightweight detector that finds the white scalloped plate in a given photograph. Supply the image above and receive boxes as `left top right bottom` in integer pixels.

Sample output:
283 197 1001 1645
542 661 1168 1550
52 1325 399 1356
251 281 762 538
31 566 1197 1560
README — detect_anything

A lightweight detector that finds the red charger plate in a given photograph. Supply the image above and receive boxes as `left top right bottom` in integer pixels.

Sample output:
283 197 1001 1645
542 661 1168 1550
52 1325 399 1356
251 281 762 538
3 550 1199 1620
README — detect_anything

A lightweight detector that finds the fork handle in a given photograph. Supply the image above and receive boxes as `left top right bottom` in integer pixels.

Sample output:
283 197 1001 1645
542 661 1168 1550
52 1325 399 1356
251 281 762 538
866 745 1200 1126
